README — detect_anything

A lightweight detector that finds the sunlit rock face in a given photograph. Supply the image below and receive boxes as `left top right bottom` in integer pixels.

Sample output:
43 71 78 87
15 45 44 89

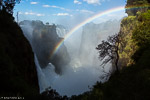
20 20 70 74
56 25 68 38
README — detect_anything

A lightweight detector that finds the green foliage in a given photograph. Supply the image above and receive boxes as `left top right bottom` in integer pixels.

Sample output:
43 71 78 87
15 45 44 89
121 16 136 25
126 0 149 6
132 10 150 62
119 10 150 66
118 16 138 68
139 10 150 20
125 0 150 16
40 87 68 100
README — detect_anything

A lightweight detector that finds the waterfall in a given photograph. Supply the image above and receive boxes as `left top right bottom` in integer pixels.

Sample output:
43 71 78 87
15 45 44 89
34 54 50 93
20 20 121 96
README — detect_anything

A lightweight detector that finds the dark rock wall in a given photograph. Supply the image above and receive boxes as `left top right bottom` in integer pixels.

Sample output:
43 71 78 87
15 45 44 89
20 20 70 75
0 11 39 96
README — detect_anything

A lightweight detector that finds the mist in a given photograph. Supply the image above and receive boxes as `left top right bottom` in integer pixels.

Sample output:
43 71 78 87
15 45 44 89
20 19 121 96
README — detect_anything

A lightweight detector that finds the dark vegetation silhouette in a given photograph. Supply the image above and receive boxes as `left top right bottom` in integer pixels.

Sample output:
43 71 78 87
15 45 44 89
41 87 69 100
96 34 121 73
0 0 20 14
0 9 39 98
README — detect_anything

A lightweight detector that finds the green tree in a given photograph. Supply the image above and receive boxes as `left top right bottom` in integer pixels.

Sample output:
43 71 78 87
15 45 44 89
132 10 150 62
125 0 150 16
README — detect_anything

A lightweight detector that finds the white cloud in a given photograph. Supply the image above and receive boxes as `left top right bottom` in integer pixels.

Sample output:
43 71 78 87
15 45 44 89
77 9 94 14
25 12 35 15
36 14 45 16
83 0 111 5
42 5 50 8
42 5 71 11
30 2 38 4
58 13 69 16
50 5 57 8
83 0 100 5
53 13 73 16
74 0 82 4
18 12 23 15
42 5 58 8
23 11 45 17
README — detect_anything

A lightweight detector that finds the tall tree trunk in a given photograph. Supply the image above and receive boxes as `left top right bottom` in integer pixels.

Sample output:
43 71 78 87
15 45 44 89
115 51 119 72
115 42 119 72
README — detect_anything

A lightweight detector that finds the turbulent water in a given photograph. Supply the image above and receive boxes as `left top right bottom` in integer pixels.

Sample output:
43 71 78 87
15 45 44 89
36 59 102 96
20 20 120 96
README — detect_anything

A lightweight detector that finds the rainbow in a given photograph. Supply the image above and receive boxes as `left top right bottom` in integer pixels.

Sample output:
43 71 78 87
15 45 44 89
50 5 149 58
50 6 125 58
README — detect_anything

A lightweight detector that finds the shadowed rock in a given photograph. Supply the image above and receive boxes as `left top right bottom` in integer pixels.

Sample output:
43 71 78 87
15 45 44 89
20 20 70 75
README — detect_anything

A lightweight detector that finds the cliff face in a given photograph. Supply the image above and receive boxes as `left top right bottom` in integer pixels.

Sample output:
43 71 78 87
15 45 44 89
0 11 39 96
118 0 150 68
56 25 68 38
79 21 120 66
125 0 150 16
20 20 71 75
118 16 138 68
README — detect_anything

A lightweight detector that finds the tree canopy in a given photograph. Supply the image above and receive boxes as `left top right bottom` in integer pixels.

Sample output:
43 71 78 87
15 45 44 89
125 0 150 16
96 34 121 72
0 0 20 14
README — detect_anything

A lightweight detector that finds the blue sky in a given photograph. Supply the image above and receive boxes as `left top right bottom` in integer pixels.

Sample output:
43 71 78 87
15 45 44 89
14 0 127 27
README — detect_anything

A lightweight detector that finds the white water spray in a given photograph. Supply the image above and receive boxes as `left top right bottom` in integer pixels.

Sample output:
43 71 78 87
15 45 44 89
20 19 121 96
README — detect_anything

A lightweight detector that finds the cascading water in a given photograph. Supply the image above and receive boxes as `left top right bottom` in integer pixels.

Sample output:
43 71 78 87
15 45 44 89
20 19 121 96
34 54 50 93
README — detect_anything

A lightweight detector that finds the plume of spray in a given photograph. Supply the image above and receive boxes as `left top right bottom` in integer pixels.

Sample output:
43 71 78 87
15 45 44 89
19 6 125 96
20 19 121 97
19 5 150 96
